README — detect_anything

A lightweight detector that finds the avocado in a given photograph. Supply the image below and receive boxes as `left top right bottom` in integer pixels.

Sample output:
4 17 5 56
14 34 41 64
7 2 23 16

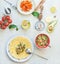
47 20 57 33
21 20 30 30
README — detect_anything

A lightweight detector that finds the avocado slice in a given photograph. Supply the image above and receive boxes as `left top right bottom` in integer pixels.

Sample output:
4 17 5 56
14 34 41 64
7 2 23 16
47 20 57 33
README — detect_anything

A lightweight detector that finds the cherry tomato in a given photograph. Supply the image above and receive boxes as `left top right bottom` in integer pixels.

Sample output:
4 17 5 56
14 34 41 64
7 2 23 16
2 16 6 21
5 16 10 20
0 21 3 25
8 19 12 23
1 25 6 29
0 25 1 28
4 22 9 26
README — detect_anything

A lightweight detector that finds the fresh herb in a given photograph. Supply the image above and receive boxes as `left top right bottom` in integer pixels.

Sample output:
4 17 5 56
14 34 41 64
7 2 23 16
9 24 18 31
32 11 39 18
16 43 25 54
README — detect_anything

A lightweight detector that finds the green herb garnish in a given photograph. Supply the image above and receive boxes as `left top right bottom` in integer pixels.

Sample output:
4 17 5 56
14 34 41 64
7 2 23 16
16 43 25 54
9 24 18 31
32 11 39 18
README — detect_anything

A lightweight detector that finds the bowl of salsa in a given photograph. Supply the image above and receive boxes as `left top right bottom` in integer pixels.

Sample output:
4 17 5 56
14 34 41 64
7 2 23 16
35 34 50 48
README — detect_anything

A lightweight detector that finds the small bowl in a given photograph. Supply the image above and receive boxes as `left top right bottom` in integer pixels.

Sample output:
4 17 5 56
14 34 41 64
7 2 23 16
21 20 31 30
35 34 50 48
35 21 45 31
17 0 35 15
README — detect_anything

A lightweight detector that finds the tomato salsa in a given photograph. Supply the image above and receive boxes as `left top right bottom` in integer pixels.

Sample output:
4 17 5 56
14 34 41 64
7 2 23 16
35 34 50 48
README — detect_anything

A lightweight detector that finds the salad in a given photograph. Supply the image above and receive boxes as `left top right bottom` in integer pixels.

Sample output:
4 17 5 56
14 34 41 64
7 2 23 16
35 34 50 48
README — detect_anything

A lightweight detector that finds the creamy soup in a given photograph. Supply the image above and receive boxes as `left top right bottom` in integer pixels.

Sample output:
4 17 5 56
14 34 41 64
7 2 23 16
8 36 32 60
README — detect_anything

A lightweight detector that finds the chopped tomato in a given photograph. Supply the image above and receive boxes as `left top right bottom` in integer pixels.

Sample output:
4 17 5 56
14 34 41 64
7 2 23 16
5 16 10 20
1 25 6 29
0 21 3 25
8 19 12 23
2 16 6 21
4 22 9 26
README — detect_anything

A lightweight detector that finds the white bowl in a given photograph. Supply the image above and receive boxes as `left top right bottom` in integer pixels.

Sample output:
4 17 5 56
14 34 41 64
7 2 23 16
17 0 35 15
6 35 34 62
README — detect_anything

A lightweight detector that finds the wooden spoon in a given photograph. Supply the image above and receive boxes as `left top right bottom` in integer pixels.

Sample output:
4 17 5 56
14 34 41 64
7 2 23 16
38 6 44 20
35 0 45 11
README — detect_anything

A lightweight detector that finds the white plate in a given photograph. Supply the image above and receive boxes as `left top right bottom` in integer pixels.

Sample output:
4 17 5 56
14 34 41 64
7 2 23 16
6 35 34 62
17 0 35 15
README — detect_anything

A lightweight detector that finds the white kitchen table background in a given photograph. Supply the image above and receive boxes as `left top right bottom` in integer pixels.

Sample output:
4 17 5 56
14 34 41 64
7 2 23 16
0 0 60 64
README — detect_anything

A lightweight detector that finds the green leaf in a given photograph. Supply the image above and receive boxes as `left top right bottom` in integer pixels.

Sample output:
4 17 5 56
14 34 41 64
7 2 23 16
32 11 39 18
9 24 18 31
16 28 18 31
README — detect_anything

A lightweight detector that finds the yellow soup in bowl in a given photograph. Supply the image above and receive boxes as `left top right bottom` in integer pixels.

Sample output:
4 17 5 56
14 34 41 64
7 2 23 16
7 36 33 62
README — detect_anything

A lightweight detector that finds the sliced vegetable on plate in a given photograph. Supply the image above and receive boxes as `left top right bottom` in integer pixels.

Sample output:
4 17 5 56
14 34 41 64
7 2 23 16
17 0 35 15
47 19 57 33
20 0 32 12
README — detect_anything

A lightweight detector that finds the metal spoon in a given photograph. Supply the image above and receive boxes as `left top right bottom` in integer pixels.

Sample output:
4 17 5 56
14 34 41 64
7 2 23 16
26 49 48 60
4 7 11 15
4 0 17 9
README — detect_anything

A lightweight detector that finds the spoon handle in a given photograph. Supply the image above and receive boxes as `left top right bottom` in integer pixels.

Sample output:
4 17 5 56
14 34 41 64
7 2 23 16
33 53 48 60
48 45 51 48
35 0 45 11
4 0 17 9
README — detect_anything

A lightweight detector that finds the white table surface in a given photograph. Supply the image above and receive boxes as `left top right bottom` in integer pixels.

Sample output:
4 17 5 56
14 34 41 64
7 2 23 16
0 0 60 64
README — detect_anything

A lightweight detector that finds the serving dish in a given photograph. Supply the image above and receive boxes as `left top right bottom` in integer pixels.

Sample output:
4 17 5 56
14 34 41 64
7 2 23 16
17 0 35 15
35 21 45 31
6 35 34 62
35 34 50 48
